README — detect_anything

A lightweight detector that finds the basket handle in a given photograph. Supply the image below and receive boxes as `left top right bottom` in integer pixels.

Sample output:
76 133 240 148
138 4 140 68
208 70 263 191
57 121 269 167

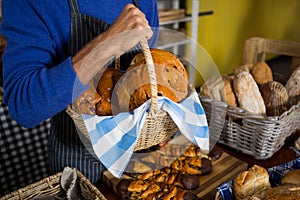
139 39 158 112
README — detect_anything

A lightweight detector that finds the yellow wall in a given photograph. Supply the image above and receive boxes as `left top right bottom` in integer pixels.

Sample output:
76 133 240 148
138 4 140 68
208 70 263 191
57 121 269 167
186 0 300 86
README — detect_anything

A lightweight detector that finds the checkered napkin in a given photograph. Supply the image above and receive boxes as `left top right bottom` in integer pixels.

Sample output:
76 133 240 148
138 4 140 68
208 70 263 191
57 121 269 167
216 157 300 200
82 91 209 178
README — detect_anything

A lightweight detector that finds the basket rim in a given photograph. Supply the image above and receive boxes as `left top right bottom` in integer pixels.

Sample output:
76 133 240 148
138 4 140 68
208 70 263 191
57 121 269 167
199 94 300 122
0 169 107 200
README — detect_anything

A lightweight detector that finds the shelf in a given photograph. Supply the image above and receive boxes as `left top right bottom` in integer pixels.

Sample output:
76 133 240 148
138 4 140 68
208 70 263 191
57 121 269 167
157 39 190 50
157 28 190 50
159 16 192 26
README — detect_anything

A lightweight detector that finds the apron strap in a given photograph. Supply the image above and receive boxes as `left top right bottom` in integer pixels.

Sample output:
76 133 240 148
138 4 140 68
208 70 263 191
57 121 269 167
132 0 140 9
68 0 80 14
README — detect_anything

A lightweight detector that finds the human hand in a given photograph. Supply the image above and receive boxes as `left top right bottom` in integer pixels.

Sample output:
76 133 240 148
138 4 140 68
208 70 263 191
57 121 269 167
72 4 153 85
102 4 153 56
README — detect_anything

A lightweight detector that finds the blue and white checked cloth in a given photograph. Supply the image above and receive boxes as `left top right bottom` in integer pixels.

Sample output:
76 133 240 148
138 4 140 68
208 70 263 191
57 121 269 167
82 91 209 178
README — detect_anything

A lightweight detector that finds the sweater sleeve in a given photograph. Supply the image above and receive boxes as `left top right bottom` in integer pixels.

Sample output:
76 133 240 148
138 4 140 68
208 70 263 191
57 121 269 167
1 0 88 128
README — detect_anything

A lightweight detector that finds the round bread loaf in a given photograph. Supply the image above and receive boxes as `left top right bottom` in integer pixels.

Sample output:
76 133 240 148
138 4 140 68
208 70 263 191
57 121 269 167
234 165 271 200
281 169 300 185
129 48 188 82
113 49 189 113
250 62 273 85
95 67 124 116
260 81 290 116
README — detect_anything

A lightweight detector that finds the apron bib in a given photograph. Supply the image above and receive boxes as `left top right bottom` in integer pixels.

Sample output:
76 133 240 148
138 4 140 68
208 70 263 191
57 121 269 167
48 0 140 183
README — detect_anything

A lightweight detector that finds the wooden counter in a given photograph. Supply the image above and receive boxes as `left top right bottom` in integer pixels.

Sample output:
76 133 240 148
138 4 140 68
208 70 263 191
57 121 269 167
95 130 300 199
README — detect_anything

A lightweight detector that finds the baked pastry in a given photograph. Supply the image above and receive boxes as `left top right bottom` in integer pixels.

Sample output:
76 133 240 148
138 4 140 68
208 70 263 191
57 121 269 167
234 165 271 200
259 81 290 116
250 62 273 85
95 67 124 116
266 184 300 200
233 71 266 115
285 66 300 106
72 83 101 115
113 49 189 112
281 169 300 185
200 74 237 107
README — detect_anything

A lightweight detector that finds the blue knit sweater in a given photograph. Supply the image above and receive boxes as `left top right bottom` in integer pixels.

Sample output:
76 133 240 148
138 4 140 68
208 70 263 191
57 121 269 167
0 0 159 128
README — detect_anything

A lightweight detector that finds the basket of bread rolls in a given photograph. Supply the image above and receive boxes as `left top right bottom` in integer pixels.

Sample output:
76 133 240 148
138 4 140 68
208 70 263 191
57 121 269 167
199 62 300 160
66 40 191 152
216 158 300 200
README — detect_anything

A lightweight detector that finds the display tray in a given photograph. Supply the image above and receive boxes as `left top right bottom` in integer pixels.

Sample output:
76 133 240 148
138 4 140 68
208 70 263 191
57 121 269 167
103 151 248 200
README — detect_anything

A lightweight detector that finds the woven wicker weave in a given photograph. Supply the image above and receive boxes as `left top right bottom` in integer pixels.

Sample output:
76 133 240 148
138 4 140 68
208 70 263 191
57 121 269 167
66 39 179 151
200 95 300 160
0 169 107 200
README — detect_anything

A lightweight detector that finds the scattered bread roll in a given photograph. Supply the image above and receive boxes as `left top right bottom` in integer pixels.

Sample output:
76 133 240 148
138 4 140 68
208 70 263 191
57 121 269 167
250 62 273 86
266 184 300 200
233 71 266 115
234 165 271 200
285 66 300 106
259 81 290 116
200 74 237 107
281 169 300 185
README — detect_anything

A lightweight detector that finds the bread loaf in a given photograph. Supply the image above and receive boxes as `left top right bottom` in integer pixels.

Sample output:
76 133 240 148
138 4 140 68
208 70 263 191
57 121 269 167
72 83 101 115
259 81 290 116
285 66 300 106
200 74 237 107
113 49 189 112
95 68 124 116
250 62 273 85
234 165 271 200
281 169 300 185
233 71 266 115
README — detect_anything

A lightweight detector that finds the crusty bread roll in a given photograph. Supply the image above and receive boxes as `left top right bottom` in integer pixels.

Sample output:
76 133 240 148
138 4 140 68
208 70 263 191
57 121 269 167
281 169 300 185
72 83 101 115
95 68 124 116
266 184 300 200
129 48 188 82
233 71 266 115
200 74 237 107
250 62 273 86
113 49 189 112
234 165 271 200
259 81 290 116
285 66 300 106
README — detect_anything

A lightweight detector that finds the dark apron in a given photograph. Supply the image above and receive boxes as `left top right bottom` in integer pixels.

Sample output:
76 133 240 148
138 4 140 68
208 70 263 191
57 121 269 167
48 0 140 183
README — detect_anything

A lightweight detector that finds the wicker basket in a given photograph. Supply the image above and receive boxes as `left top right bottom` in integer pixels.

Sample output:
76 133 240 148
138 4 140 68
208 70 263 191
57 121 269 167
66 39 179 151
0 169 107 200
200 94 300 160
